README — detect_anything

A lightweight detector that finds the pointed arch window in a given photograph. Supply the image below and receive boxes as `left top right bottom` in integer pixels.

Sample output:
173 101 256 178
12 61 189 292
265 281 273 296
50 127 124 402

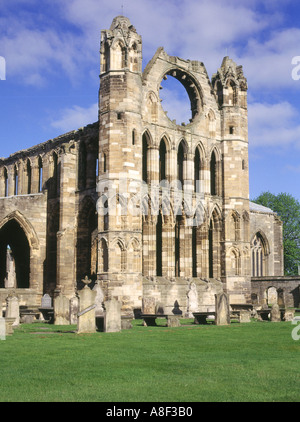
194 147 201 193
132 129 136 146
52 152 58 197
159 138 167 182
177 141 185 187
156 212 163 276
103 153 107 173
209 219 214 278
4 167 8 197
227 80 237 105
79 142 87 189
175 214 185 277
27 159 32 195
114 41 125 70
251 233 268 277
142 132 150 184
209 209 222 279
101 238 109 273
210 150 217 196
38 157 43 193
217 82 223 107
104 198 109 231
14 165 18 196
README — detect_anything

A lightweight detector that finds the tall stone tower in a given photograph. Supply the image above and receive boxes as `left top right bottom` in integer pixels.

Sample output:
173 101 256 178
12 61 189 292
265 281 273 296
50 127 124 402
212 57 251 302
98 16 144 312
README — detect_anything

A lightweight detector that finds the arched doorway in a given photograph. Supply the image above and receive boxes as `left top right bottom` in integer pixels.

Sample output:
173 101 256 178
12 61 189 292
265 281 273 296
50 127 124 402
0 219 30 288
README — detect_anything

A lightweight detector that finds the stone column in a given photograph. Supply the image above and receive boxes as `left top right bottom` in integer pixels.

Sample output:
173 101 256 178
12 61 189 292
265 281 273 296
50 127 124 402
56 148 77 297
7 165 14 197
31 160 40 194
142 217 156 277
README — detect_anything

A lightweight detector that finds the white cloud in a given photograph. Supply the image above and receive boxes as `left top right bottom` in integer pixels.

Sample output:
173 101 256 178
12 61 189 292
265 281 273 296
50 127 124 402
1 26 84 86
248 101 300 148
51 103 98 133
239 28 300 90
1 0 299 92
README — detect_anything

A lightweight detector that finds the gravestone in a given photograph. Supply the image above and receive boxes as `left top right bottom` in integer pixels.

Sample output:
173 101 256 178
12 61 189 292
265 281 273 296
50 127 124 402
240 310 251 323
54 294 70 325
142 297 156 314
69 296 79 325
267 287 278 306
6 293 19 327
0 317 6 340
284 309 295 322
41 294 52 309
77 279 97 333
215 293 230 326
104 298 121 333
187 282 198 318
93 281 105 316
270 303 281 322
39 294 53 322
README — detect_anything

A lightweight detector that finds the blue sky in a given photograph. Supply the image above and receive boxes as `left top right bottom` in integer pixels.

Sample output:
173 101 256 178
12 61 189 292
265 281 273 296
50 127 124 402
0 0 300 202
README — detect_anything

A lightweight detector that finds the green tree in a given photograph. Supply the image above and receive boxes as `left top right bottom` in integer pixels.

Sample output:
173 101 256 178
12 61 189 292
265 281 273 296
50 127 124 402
252 192 300 276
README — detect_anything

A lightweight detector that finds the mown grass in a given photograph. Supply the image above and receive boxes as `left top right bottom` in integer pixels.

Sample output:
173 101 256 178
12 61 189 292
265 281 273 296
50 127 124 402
0 319 299 402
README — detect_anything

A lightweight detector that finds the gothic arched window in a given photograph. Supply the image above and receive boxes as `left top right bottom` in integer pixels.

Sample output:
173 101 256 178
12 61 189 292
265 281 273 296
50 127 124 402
251 233 268 277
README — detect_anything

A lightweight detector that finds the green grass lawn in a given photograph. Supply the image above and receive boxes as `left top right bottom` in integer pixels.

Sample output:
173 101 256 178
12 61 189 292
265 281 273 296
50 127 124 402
0 319 299 402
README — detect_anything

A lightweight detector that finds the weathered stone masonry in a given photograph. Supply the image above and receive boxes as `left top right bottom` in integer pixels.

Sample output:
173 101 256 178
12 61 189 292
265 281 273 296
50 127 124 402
0 16 294 316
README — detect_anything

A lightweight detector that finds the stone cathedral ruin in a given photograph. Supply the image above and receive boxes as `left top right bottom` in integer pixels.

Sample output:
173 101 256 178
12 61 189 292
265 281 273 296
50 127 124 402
0 16 299 322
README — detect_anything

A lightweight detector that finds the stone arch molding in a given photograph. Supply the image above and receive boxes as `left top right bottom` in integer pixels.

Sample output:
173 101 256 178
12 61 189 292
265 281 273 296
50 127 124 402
0 210 40 250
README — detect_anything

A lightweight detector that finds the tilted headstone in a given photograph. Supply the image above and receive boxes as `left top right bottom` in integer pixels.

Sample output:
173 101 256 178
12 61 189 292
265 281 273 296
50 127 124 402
0 317 6 340
93 281 105 317
54 294 70 325
77 282 97 333
69 296 79 325
215 293 230 326
142 297 155 314
6 294 19 327
270 303 281 322
104 298 121 333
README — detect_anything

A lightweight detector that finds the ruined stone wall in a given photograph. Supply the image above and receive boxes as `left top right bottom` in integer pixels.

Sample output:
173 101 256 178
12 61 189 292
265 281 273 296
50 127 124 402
251 276 300 308
0 123 99 307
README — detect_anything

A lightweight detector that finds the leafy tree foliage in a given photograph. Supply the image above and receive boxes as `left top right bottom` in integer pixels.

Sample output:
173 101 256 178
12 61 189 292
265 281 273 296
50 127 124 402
252 192 300 276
